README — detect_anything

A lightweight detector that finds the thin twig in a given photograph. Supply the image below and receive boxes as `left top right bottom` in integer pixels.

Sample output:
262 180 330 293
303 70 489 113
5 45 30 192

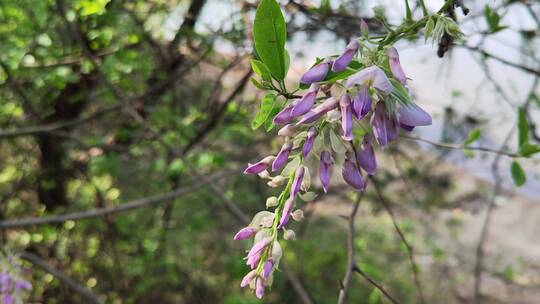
370 177 426 304
353 265 400 304
401 134 519 158
337 192 364 304
0 170 232 229
20 252 102 304
472 130 511 303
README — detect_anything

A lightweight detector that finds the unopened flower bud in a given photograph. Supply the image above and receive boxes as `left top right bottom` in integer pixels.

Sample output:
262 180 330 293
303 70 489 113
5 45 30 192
261 214 275 228
360 19 369 36
267 175 287 187
278 124 297 137
266 196 279 208
258 170 270 179
284 229 296 240
291 209 304 222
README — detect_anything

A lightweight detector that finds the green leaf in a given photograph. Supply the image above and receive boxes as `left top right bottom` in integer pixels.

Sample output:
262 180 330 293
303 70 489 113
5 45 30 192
510 161 526 187
78 0 111 16
251 93 277 130
264 101 283 131
253 0 287 80
389 78 410 105
250 59 272 81
518 107 528 146
484 5 506 33
464 128 481 145
519 143 540 157
424 17 435 42
250 77 266 90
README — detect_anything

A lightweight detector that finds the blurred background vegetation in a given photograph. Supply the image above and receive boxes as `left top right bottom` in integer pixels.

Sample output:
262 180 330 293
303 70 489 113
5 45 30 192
0 0 539 303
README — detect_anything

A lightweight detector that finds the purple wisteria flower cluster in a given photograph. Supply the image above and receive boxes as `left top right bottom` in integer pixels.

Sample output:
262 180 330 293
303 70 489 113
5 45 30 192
236 39 432 298
0 254 32 304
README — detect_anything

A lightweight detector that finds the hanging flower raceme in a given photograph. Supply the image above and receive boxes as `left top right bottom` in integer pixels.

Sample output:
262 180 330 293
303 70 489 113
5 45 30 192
237 39 434 298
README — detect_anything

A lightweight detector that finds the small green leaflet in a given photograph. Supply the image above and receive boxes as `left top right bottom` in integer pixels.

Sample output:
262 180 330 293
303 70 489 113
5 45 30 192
264 101 283 131
251 60 272 82
510 161 526 187
517 107 528 147
484 5 507 33
464 128 481 145
390 78 410 105
253 0 288 80
251 93 277 130
519 142 540 157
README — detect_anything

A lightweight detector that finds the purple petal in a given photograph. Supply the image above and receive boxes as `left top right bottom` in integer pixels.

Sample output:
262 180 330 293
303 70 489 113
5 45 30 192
386 115 398 142
331 41 359 72
388 47 407 84
302 127 317 158
371 102 388 147
272 142 292 171
352 87 371 119
399 123 415 131
340 95 353 141
255 277 265 299
262 261 273 278
291 84 319 117
357 135 377 175
273 104 294 125
297 97 338 125
243 156 274 174
320 150 333 193
290 166 305 198
300 60 331 84
3 294 13 304
246 238 271 267
342 152 365 190
397 103 432 127
234 227 257 240
278 197 294 228
346 66 393 95
240 270 256 288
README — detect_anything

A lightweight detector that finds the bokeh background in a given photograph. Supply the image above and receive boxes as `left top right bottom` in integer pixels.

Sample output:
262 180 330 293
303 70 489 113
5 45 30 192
0 0 539 303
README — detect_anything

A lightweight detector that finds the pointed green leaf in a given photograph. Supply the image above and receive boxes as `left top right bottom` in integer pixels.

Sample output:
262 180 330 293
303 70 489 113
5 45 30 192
464 128 481 145
510 161 526 187
518 107 528 146
519 143 540 157
251 93 277 130
253 0 287 80
251 59 272 81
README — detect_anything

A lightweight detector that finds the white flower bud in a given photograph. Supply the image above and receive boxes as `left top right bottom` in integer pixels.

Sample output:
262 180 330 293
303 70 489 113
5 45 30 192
291 209 304 222
267 175 286 187
258 170 270 179
284 229 296 241
266 196 279 208
261 214 275 228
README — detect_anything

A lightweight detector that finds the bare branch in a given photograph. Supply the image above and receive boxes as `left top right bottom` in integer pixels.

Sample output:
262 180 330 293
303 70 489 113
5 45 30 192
0 170 232 229
401 134 520 158
337 192 364 304
20 252 102 304
353 265 400 304
370 177 425 304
